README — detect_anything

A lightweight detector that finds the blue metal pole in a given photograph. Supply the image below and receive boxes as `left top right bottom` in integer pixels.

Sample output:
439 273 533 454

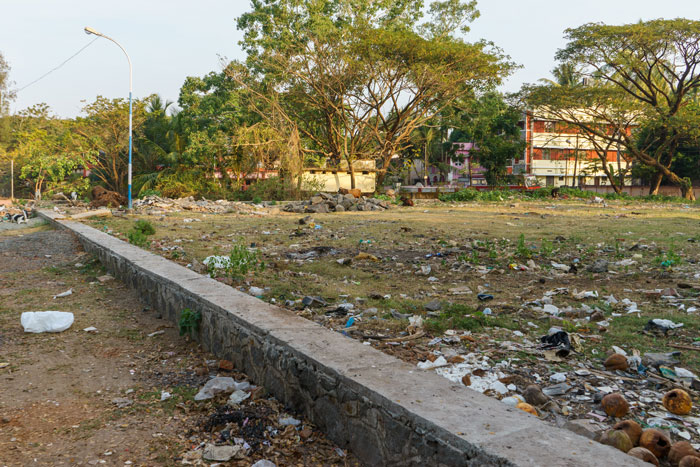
128 90 133 209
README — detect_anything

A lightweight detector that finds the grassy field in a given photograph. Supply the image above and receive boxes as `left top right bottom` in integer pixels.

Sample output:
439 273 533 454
83 197 700 451
87 199 700 371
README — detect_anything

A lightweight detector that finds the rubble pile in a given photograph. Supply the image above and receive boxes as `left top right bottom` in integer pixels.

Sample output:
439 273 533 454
90 186 127 208
133 195 266 215
283 192 390 213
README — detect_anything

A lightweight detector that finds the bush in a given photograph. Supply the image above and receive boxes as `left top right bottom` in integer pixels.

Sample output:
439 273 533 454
204 243 265 280
133 219 155 235
127 219 155 247
155 170 227 199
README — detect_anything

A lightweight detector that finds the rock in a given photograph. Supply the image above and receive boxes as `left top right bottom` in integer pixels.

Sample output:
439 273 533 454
334 204 345 212
299 216 314 225
590 310 604 321
601 393 629 417
628 447 659 466
542 383 570 397
604 353 629 371
202 444 244 462
563 419 603 440
613 420 642 446
96 274 114 283
523 384 549 406
310 196 324 205
339 188 362 198
549 372 567 383
663 389 693 415
643 352 681 368
461 374 471 386
302 296 327 307
218 360 234 371
425 300 442 312
640 429 671 459
670 442 699 466
587 259 609 273
599 429 634 453
516 402 538 416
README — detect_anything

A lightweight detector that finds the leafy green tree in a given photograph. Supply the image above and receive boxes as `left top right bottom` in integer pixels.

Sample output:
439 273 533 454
233 0 513 187
449 93 525 185
74 96 147 194
15 123 93 199
523 19 700 199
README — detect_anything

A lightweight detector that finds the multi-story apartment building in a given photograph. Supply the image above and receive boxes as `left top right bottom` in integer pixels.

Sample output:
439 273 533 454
520 112 635 188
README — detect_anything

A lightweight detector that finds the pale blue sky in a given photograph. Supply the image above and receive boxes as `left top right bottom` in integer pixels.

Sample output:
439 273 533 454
2 0 700 117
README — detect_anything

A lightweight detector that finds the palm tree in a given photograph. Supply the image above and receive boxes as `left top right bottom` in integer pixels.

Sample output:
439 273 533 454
539 63 580 87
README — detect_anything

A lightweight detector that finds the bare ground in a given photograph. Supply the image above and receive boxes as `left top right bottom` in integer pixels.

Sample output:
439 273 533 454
0 226 357 466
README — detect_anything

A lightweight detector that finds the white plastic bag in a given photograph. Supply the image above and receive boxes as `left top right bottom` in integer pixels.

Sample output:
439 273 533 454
21 311 74 333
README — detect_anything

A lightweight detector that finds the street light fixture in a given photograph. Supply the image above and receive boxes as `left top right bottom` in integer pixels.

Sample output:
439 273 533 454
84 26 133 210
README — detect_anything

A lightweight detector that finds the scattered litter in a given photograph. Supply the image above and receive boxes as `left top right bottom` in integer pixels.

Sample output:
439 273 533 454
417 356 447 369
160 391 172 401
539 330 572 358
21 311 74 333
227 390 251 406
83 326 98 333
52 288 73 299
278 416 302 427
645 319 684 333
194 377 238 401
112 398 133 409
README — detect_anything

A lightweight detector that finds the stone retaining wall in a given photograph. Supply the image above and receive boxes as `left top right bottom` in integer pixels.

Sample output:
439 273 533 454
38 210 643 466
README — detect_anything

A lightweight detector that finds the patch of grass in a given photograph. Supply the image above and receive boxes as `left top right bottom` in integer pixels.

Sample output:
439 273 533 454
44 265 66 276
424 304 519 335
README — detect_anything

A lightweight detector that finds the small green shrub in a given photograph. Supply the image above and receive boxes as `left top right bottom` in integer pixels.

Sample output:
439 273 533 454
178 308 201 336
516 234 531 259
127 219 155 247
133 219 155 235
127 230 148 247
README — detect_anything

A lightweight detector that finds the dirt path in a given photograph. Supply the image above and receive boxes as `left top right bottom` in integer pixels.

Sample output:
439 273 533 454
0 227 356 466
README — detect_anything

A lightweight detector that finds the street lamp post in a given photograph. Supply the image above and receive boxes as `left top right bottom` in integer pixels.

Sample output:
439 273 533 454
84 26 133 210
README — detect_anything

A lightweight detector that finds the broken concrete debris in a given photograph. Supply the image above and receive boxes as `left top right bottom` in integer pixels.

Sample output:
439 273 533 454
283 192 390 213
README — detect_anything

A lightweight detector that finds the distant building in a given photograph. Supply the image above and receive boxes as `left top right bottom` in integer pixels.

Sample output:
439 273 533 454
520 112 635 188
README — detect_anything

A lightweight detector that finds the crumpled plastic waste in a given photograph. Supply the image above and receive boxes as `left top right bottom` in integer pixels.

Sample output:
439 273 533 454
21 311 74 333
539 330 572 358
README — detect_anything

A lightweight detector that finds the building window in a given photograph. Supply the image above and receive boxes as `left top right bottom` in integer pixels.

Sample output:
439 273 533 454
542 149 551 160
544 121 555 132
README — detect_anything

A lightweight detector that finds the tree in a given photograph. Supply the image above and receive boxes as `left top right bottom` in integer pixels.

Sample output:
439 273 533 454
449 93 525 186
0 51 16 153
74 96 147 194
16 127 93 199
233 0 513 187
524 19 700 199
0 52 14 118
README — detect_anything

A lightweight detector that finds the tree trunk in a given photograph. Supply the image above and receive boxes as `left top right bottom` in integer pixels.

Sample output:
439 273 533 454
347 158 356 190
680 182 696 201
649 172 663 195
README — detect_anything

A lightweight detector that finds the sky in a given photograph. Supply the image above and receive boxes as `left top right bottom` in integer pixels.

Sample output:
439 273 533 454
2 0 700 118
